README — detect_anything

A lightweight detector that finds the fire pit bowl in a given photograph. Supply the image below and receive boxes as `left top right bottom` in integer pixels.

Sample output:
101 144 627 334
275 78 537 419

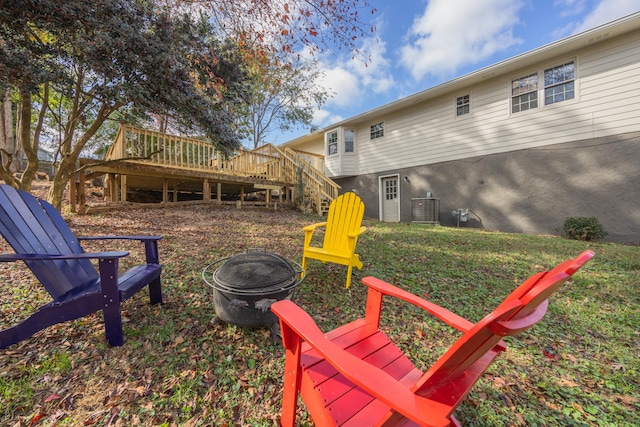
202 251 304 328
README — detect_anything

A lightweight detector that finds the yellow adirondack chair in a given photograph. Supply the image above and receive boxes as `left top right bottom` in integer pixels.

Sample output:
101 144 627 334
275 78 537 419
301 192 366 288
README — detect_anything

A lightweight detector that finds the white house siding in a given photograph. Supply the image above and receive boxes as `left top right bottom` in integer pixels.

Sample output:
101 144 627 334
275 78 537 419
345 30 640 178
341 154 358 176
326 153 359 177
325 153 341 177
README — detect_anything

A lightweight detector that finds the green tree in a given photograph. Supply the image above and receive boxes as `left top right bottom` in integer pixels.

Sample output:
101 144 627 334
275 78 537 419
0 0 246 208
242 57 330 148
186 0 376 147
0 0 377 208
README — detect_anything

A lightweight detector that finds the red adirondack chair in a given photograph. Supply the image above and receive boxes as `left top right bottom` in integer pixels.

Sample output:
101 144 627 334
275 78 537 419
271 250 594 426
0 184 163 348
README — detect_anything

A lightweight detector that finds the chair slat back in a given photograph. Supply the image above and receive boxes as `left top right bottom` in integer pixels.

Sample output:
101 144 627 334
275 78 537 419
0 185 99 299
412 299 532 397
413 250 594 398
323 192 365 253
511 251 594 319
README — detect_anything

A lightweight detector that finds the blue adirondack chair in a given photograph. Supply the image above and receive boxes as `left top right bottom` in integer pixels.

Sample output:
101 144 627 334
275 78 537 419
0 184 162 348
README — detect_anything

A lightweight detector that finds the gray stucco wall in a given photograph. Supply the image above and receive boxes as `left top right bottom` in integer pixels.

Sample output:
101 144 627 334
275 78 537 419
334 132 640 244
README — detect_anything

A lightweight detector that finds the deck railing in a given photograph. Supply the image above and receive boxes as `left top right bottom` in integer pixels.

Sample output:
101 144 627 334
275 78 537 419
106 124 338 214
284 147 339 200
108 125 283 180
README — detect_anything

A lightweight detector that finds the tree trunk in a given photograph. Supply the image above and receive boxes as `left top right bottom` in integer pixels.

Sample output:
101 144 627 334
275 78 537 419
47 157 74 210
16 90 39 191
0 87 15 165
0 87 19 185
47 102 118 210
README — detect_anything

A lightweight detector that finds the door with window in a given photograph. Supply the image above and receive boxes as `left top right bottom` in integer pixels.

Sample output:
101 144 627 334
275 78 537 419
380 176 399 222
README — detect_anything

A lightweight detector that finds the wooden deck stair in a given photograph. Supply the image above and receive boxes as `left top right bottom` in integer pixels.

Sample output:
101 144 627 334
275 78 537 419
81 125 338 215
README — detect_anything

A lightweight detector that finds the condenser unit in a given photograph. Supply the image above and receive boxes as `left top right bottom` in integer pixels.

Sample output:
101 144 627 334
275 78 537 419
411 197 440 224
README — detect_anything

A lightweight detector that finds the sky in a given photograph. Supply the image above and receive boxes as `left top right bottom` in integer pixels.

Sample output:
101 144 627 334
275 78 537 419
268 0 640 145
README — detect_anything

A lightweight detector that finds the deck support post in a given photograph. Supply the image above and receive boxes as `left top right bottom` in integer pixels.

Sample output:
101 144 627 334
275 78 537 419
203 179 211 201
106 174 117 202
217 183 222 203
120 175 127 202
163 179 169 204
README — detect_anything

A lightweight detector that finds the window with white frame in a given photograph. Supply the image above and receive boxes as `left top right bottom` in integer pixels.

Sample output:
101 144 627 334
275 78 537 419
370 122 384 140
456 94 470 116
344 129 354 153
326 130 338 156
544 62 575 105
511 73 538 113
511 61 576 113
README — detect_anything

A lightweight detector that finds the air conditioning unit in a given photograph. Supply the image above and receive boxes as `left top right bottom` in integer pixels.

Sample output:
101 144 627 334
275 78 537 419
411 198 440 224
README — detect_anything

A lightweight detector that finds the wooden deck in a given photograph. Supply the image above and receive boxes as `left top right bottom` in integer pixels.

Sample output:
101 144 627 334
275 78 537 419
78 125 337 214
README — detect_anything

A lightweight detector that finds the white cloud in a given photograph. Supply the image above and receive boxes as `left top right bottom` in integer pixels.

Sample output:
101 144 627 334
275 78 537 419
554 0 589 17
400 0 527 81
313 109 343 126
353 34 396 94
570 0 640 33
318 66 362 108
308 15 396 127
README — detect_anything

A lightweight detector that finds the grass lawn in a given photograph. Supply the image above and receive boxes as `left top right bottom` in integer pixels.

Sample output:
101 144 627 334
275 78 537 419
0 203 638 426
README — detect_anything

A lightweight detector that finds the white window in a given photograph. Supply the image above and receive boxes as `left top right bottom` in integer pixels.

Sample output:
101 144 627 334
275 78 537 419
456 95 470 116
544 62 575 105
511 61 576 113
512 73 538 113
326 130 338 156
344 129 354 153
370 122 384 140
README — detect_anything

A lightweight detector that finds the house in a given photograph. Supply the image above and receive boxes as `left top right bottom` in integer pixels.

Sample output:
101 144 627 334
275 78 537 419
36 148 55 178
280 12 640 244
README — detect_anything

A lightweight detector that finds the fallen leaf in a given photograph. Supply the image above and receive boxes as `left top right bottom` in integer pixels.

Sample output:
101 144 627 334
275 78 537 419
44 393 62 403
29 412 47 426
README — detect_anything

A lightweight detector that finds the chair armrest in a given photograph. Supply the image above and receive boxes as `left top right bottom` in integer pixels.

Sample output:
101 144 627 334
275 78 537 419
0 251 129 262
272 300 452 427
303 222 327 248
362 276 474 333
77 235 162 242
347 225 367 238
78 235 161 264
302 222 326 233
0 252 130 301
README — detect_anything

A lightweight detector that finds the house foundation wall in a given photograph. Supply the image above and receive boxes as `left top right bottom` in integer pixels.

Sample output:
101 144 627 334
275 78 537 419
335 132 640 244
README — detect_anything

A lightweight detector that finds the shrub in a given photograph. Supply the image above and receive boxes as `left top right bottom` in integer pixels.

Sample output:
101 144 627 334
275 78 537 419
562 216 608 241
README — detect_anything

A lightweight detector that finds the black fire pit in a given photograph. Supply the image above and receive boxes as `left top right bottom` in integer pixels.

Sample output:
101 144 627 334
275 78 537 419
202 251 304 328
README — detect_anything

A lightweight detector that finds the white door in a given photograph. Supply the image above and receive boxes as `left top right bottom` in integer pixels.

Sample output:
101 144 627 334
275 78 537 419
381 176 399 222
